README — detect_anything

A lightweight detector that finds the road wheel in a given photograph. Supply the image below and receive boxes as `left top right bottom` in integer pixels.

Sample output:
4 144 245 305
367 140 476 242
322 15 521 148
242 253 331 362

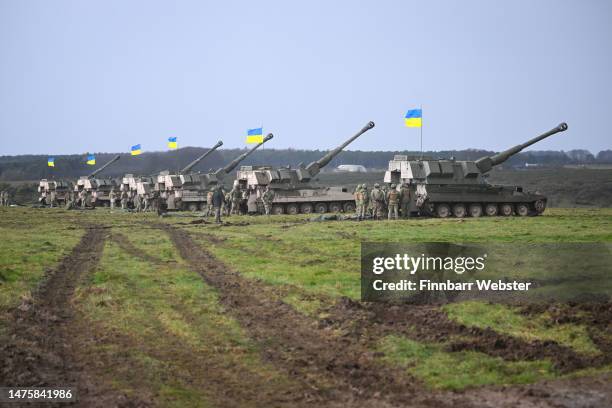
329 202 342 212
436 203 451 218
500 203 514 216
287 203 299 215
314 203 327 213
187 202 199 212
300 203 314 214
469 204 483 218
516 203 530 216
272 204 284 215
534 199 546 214
452 203 466 218
485 204 498 216
343 202 356 212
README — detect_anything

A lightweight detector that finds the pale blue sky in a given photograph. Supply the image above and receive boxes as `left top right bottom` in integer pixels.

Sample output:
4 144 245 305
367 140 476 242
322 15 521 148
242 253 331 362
1 0 610 155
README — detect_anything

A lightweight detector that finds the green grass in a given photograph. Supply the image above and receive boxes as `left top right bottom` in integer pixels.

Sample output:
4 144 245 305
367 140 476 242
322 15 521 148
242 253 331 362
74 228 298 407
443 301 600 355
0 208 83 313
1 207 610 395
182 208 612 301
379 335 555 390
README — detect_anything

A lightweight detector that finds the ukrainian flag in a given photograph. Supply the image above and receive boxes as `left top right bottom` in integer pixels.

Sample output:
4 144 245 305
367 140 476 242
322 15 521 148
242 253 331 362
87 154 96 165
131 144 142 156
404 109 422 127
168 137 178 149
47 157 55 167
246 127 263 144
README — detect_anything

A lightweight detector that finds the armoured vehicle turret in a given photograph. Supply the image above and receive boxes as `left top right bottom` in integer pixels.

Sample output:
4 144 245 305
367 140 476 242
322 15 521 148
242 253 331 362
384 123 568 217
75 155 121 207
236 121 375 214
161 135 272 211
38 179 73 206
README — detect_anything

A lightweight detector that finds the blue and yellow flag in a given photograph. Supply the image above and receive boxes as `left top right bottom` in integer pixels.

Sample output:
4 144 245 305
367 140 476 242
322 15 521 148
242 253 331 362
404 109 422 127
168 137 178 149
131 144 142 156
87 154 96 165
47 157 55 167
246 127 263 144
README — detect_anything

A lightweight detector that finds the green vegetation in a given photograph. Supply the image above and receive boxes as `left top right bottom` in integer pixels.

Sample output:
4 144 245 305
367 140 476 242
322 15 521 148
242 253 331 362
73 228 298 407
379 335 555 390
443 301 599 355
1 207 610 396
0 208 83 312
186 208 612 302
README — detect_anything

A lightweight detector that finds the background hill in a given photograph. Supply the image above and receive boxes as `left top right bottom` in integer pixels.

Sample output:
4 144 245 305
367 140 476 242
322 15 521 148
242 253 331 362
1 147 611 181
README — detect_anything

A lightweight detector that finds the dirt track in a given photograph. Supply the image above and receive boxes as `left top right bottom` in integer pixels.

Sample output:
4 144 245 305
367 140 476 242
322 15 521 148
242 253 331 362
0 226 147 407
162 224 612 408
1 220 610 407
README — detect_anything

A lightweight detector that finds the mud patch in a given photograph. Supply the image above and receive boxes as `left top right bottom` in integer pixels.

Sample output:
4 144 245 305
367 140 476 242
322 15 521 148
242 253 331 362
0 227 148 407
160 224 467 407
323 299 610 373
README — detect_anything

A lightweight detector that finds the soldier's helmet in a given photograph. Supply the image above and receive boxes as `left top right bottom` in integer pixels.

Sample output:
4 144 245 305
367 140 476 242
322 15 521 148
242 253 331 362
391 183 396 188
374 183 380 188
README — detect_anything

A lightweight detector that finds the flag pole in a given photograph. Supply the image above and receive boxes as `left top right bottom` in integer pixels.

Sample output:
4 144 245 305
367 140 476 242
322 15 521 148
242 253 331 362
420 105 423 160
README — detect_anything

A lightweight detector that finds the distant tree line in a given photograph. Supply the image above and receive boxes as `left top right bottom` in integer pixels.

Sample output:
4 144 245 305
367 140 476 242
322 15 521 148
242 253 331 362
1 147 611 181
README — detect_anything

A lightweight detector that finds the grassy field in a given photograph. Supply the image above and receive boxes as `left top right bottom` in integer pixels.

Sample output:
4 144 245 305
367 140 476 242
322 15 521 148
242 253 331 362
1 207 611 406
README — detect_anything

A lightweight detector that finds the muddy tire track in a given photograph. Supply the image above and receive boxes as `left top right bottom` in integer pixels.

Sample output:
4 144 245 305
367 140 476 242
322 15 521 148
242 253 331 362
110 232 165 264
0 226 146 407
167 224 612 408
323 299 610 373
160 223 468 408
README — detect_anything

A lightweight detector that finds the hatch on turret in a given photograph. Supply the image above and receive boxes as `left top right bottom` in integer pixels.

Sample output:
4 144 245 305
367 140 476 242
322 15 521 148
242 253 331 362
461 161 479 178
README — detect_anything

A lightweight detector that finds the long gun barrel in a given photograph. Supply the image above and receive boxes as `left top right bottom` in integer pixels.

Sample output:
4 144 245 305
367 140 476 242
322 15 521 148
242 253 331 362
88 155 121 178
215 134 273 176
180 140 223 174
305 121 375 177
475 122 568 173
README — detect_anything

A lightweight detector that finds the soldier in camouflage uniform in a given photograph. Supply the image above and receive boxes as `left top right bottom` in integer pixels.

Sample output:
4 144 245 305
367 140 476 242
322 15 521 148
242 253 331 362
262 186 275 215
49 190 57 208
143 194 150 212
109 188 116 210
79 189 87 209
65 190 73 209
387 183 399 220
381 184 389 215
354 184 364 220
223 190 231 216
370 183 385 220
399 183 411 218
205 189 214 217
120 189 128 210
362 184 370 217
230 184 242 215
134 194 142 212
212 186 224 223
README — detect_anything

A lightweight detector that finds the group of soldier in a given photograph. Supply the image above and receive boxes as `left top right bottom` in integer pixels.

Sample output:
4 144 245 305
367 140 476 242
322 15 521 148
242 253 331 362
109 188 159 212
354 183 411 220
59 187 159 212
203 184 276 223
0 190 11 206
